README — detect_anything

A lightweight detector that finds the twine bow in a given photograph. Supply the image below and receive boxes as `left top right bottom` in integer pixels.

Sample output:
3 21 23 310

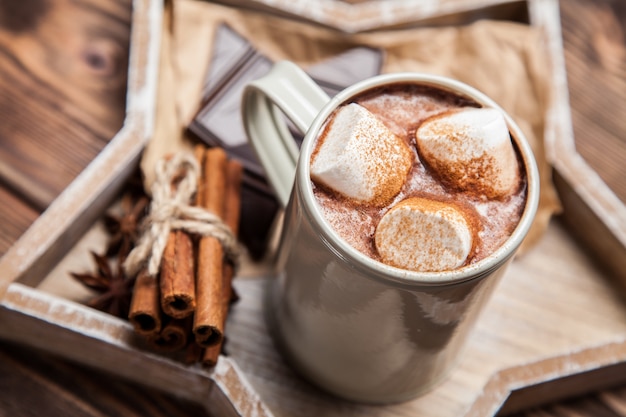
123 152 240 278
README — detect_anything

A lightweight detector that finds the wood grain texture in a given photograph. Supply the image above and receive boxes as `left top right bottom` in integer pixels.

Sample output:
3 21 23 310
512 387 626 417
0 0 626 416
539 0 626 289
0 0 131 212
0 185 38 255
560 0 626 205
0 341 209 417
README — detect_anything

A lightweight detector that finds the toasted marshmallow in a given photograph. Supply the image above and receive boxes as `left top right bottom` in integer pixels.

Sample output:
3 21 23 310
311 103 412 206
375 198 473 272
416 108 520 199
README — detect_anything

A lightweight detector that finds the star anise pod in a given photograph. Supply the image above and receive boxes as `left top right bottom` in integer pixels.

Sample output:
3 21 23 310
71 251 136 319
103 193 149 261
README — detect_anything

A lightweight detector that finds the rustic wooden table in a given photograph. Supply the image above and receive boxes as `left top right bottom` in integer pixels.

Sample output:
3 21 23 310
1 0 625 415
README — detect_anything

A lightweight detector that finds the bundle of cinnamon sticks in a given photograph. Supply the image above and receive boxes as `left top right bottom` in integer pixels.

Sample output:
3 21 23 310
128 145 242 366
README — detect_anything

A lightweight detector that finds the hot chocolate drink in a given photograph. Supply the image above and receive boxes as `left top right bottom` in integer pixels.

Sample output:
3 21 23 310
310 83 526 272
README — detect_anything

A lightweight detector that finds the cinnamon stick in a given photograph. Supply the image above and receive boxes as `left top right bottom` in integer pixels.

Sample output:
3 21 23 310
160 228 196 318
184 340 204 365
194 147 228 347
202 343 222 367
224 159 243 240
156 155 197 319
128 268 162 336
193 144 206 206
221 159 243 306
202 159 243 366
148 316 192 352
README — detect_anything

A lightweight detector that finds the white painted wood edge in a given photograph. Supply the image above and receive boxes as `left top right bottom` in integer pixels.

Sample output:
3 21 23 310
466 338 626 416
0 282 275 417
0 2 622 417
0 2 276 415
530 0 626 244
0 0 163 294
214 0 526 33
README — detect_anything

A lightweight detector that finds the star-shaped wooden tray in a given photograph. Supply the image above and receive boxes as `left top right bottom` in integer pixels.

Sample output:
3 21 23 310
1 1 624 416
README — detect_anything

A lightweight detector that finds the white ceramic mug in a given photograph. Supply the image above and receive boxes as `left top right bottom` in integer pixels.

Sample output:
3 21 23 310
242 61 539 403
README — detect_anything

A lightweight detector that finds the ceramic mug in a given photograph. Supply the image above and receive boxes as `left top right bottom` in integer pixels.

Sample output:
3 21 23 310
242 61 539 403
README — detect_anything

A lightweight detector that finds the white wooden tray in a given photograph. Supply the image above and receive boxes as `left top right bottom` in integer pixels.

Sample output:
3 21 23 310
1 1 625 416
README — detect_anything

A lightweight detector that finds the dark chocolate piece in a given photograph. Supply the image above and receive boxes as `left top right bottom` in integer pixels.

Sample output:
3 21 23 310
188 24 384 258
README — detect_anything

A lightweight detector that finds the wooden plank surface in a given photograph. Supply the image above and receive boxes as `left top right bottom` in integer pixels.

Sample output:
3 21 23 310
547 0 626 288
0 340 208 417
560 0 626 205
0 0 130 213
0 185 38 255
1 0 626 416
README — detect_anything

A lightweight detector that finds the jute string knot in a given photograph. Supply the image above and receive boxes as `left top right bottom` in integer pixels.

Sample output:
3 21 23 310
123 152 241 278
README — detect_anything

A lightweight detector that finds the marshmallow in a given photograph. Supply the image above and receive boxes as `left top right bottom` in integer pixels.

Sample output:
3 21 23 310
375 198 473 272
416 108 520 199
311 103 412 206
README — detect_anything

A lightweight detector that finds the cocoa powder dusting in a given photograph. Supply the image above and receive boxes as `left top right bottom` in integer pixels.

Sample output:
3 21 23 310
311 83 526 269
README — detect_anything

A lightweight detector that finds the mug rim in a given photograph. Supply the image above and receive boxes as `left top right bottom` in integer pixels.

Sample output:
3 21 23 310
296 72 540 286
